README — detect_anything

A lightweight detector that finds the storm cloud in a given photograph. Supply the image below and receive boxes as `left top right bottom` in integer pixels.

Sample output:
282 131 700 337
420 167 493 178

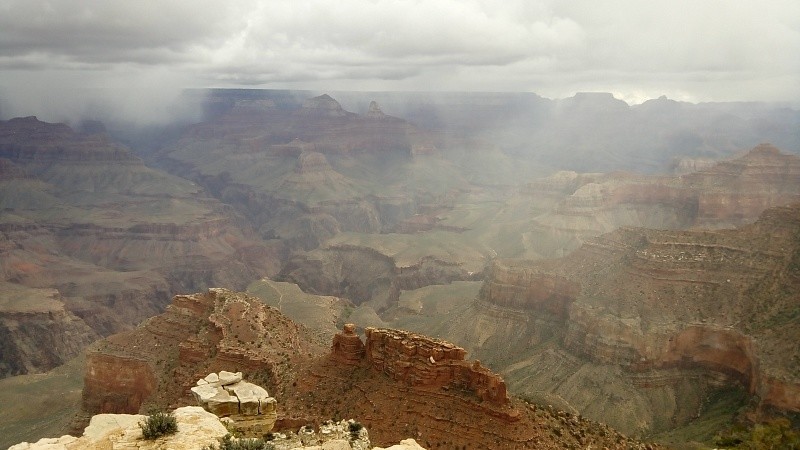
0 0 798 122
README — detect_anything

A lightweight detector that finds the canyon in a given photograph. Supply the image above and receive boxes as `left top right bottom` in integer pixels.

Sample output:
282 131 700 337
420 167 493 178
0 116 280 376
1 89 799 447
76 288 661 449
429 203 800 439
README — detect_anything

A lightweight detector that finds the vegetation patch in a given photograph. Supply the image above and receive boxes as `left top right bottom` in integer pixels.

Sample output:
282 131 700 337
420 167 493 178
138 410 177 440
713 418 799 449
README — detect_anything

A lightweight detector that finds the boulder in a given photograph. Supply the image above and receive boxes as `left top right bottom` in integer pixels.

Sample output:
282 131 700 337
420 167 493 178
190 384 220 404
218 370 242 385
204 372 220 384
224 381 269 415
205 388 240 417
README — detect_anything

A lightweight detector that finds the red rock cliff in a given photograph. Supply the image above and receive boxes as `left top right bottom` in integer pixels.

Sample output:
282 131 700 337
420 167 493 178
81 289 326 418
331 325 510 408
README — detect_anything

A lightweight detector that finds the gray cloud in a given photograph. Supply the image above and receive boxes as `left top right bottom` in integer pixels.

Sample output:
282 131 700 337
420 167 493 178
0 0 798 122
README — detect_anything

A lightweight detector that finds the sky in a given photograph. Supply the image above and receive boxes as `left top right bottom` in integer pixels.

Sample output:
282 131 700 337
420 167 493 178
1 0 799 123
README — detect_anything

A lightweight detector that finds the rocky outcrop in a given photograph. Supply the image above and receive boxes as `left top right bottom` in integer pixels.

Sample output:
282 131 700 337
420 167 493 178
80 289 326 420
299 94 351 118
366 101 386 119
191 370 278 436
76 287 660 450
365 327 510 408
330 325 510 409
331 324 365 365
10 407 227 450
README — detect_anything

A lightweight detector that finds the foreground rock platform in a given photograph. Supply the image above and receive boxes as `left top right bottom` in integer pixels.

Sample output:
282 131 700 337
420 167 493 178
10 406 422 450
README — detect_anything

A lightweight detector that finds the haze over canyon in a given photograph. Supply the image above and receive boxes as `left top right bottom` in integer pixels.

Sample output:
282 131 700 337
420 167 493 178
0 88 798 449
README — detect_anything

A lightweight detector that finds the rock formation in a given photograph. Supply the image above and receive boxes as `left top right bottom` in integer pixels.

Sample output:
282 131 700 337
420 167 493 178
300 94 351 118
10 406 417 450
80 288 325 420
191 370 278 435
447 203 800 436
331 324 510 408
0 283 97 376
77 288 661 449
10 406 228 450
361 327 510 407
331 324 365 365
366 101 386 119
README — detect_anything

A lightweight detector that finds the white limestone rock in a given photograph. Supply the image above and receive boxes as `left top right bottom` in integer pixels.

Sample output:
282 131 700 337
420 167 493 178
9 407 228 450
303 440 353 450
205 388 240 417
224 381 268 415
373 439 427 450
204 372 220 384
261 396 277 415
191 384 221 404
218 370 242 385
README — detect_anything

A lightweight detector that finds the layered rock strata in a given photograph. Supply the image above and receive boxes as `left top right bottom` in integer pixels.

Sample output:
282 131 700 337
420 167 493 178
468 203 800 434
331 323 365 365
329 324 511 413
525 144 800 257
0 117 279 376
0 284 97 376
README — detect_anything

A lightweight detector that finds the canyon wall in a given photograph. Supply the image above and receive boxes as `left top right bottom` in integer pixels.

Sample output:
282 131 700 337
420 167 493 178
356 327 510 408
281 245 470 312
0 284 97 377
0 117 281 376
457 204 800 435
524 144 800 258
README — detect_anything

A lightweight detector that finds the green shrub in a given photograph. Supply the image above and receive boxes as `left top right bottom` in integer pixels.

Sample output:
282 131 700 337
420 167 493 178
204 434 275 450
138 410 178 440
349 421 363 440
714 418 799 449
